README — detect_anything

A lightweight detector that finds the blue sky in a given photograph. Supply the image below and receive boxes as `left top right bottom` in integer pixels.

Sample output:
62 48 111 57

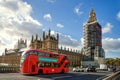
0 0 120 58
24 0 120 38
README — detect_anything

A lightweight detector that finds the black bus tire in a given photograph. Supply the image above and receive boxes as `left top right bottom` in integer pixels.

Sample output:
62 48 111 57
38 69 43 75
62 69 64 73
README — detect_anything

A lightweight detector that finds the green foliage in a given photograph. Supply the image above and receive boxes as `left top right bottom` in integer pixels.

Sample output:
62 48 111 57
105 58 120 66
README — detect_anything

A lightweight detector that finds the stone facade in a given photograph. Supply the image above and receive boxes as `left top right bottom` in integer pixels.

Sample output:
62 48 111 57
30 29 58 52
0 38 27 66
58 48 82 67
14 38 27 50
0 53 20 66
0 53 20 72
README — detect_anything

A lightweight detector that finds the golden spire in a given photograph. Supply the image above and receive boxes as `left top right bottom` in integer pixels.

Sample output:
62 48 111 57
88 7 97 23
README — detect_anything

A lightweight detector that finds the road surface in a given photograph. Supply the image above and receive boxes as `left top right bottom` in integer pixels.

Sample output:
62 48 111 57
0 71 112 80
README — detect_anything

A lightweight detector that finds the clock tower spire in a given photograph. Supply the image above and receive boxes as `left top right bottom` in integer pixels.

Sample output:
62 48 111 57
88 7 97 23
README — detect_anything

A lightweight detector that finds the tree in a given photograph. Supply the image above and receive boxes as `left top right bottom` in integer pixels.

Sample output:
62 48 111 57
105 58 120 66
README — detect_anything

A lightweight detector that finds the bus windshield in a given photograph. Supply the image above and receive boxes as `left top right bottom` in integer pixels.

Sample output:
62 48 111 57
20 52 29 67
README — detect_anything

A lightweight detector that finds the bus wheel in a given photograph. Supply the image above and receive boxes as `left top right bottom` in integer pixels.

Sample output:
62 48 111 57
62 69 64 73
38 69 43 75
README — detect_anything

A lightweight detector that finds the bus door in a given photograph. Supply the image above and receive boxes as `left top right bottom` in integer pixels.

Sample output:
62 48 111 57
27 55 31 73
28 58 35 73
28 57 36 73
29 51 38 73
31 65 35 72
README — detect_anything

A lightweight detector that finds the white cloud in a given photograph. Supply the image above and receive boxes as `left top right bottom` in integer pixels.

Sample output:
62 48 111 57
82 21 87 26
59 33 82 51
80 38 84 46
43 14 52 21
102 38 120 50
0 0 43 55
74 3 83 16
56 23 64 28
0 40 5 46
102 38 120 57
102 22 113 34
0 41 6 55
50 30 55 35
46 30 82 51
117 11 120 20
47 0 56 3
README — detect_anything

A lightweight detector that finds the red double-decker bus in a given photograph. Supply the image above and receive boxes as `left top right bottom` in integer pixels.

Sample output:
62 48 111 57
20 49 69 75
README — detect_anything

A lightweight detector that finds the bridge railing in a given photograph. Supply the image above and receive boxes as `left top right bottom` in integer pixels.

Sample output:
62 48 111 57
102 71 120 80
0 66 20 73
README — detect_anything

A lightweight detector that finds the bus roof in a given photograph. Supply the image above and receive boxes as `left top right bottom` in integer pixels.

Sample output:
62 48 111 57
24 49 66 56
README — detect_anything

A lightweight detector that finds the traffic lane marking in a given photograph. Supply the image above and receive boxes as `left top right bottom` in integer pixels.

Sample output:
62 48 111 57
52 76 72 80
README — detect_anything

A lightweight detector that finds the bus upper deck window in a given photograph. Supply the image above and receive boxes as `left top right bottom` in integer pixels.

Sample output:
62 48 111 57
22 52 29 60
38 52 44 56
38 52 50 57
29 51 38 55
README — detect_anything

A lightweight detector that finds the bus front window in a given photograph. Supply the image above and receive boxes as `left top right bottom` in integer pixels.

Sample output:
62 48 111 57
20 52 29 67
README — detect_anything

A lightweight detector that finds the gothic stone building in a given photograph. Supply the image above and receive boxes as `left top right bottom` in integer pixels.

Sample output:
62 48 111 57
30 30 59 52
0 38 27 66
0 52 20 66
29 29 82 67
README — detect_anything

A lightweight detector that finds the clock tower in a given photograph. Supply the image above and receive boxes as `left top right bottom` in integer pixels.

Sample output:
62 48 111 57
81 8 105 67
